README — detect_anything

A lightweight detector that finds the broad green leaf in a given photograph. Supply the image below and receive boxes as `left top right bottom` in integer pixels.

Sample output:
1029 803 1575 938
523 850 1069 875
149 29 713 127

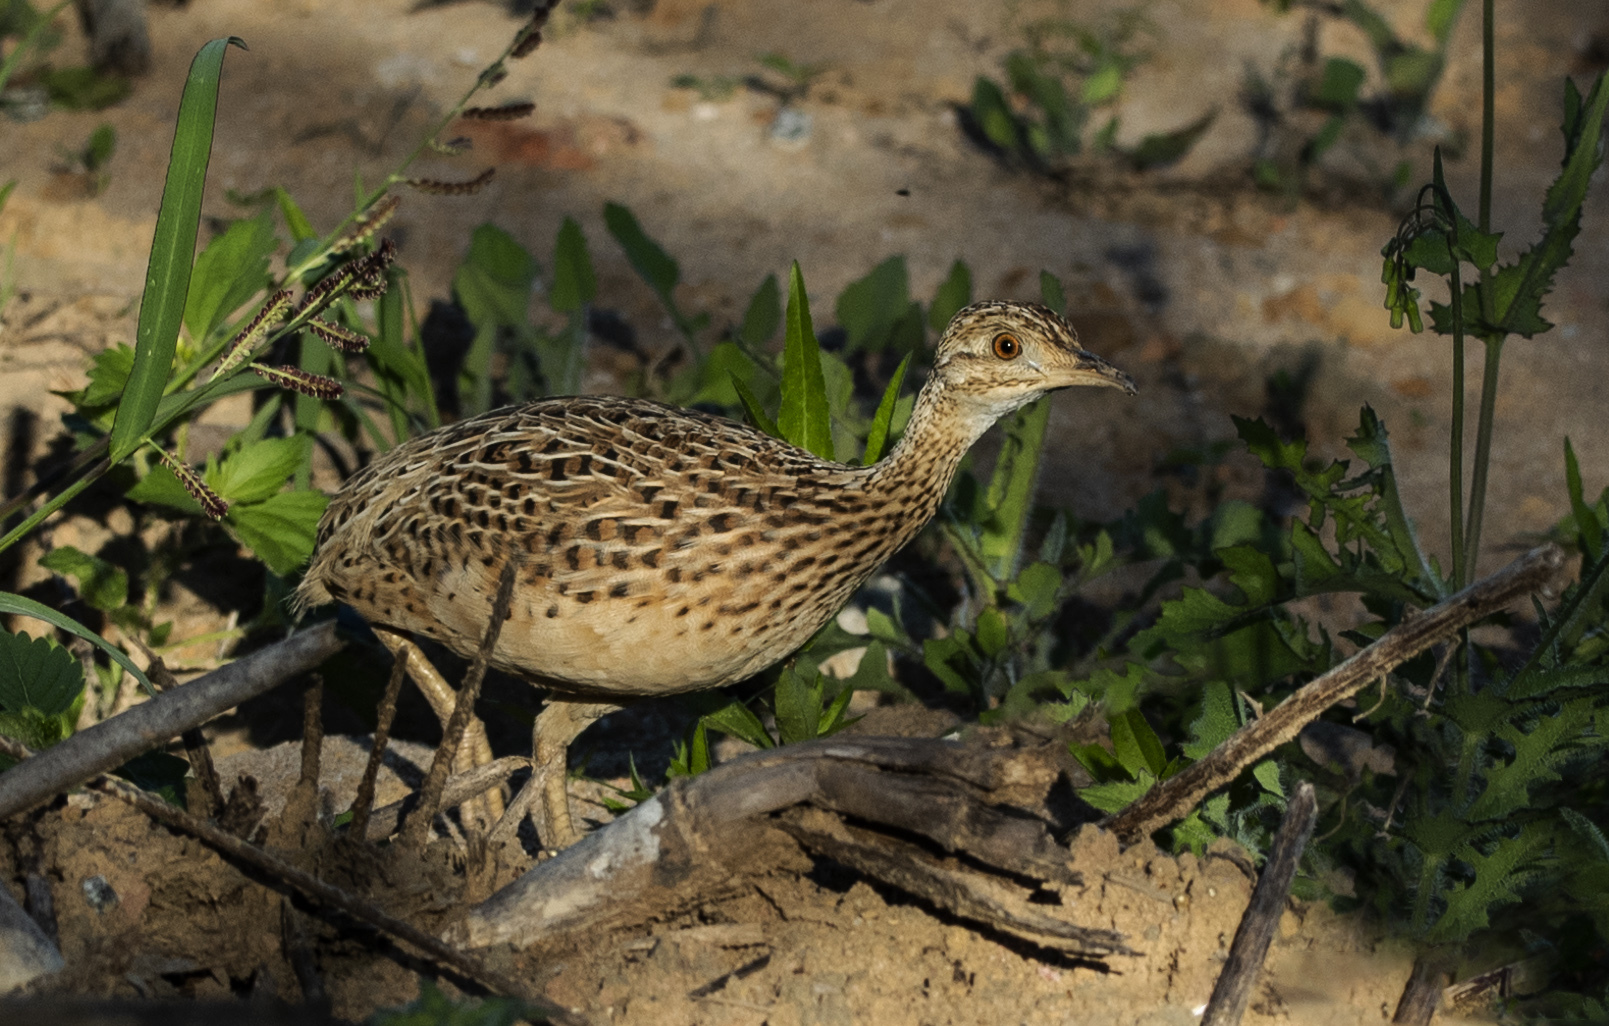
923 635 976 695
777 262 833 459
126 461 204 515
183 208 276 345
1251 759 1284 796
1310 57 1365 111
1109 707 1167 779
454 223 538 329
1007 561 1062 620
860 353 910 465
109 37 246 464
1081 63 1123 106
1079 772 1155 813
38 546 127 611
773 665 822 744
740 273 781 346
975 607 1009 657
226 489 329 576
1182 681 1238 759
841 639 902 695
700 698 774 750
0 591 150 694
0 707 68 752
929 259 972 333
970 76 1020 153
548 216 596 314
0 630 83 716
1425 0 1463 43
603 201 678 299
209 434 312 504
835 255 909 352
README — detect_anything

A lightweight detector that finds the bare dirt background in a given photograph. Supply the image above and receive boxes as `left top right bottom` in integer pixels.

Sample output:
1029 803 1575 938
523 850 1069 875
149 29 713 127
3 0 1606 1021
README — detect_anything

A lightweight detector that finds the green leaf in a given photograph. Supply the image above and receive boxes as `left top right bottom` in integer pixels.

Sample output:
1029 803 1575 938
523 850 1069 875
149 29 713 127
923 635 976 696
454 223 538 329
0 630 83 716
1038 271 1066 316
731 374 781 438
1007 561 1062 620
1078 772 1155 813
979 397 1049 580
773 665 822 744
38 546 127 611
209 435 312 504
861 353 910 465
183 208 276 345
226 490 329 576
699 698 775 750
1109 707 1167 778
367 268 438 440
1425 0 1462 43
777 262 833 460
0 591 149 694
1311 58 1365 111
970 76 1021 153
126 462 204 515
975 606 1009 657
1251 759 1284 796
929 260 972 334
109 37 246 464
548 216 596 314
740 273 782 346
1125 108 1217 171
68 343 136 409
1566 437 1605 560
603 201 679 300
273 186 317 242
0 707 68 752
40 65 131 110
1080 62 1123 106
835 256 909 352
1182 681 1238 759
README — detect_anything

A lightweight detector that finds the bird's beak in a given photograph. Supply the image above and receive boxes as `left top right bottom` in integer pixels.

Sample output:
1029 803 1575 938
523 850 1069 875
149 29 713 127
1061 349 1137 395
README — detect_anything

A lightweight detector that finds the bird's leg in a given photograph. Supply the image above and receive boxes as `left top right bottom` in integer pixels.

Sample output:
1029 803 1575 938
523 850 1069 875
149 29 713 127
373 627 506 829
495 700 620 851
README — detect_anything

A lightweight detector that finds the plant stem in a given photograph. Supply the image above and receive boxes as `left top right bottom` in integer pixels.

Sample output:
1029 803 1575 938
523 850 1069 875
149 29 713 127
1464 335 1504 579
1447 263 1467 591
1479 0 1494 232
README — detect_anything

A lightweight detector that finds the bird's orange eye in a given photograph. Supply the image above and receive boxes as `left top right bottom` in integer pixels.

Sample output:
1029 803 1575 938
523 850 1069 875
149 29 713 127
992 333 1021 360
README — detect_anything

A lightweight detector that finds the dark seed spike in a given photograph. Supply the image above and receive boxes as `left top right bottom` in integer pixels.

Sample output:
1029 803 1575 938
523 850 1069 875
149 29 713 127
405 168 495 196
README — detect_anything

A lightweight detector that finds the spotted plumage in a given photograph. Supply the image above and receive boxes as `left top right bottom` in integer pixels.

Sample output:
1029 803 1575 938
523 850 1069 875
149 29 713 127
296 300 1134 845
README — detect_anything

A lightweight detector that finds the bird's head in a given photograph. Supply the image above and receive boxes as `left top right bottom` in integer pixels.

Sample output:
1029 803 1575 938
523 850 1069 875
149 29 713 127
929 301 1135 422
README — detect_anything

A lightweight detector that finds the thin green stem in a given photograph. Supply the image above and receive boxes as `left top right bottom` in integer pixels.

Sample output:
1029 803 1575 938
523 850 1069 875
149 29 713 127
1448 261 1467 591
1479 0 1494 232
0 467 105 555
1463 335 1504 576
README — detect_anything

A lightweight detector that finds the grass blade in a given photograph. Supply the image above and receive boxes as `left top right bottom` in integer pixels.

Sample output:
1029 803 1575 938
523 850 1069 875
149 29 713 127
108 37 246 463
0 591 152 695
777 262 833 460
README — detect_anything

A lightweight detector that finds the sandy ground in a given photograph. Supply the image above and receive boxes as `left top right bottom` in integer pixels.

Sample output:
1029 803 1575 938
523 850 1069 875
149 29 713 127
2 0 1604 1020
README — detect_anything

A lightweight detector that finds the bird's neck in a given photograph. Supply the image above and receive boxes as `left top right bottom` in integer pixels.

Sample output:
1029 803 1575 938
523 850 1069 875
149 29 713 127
853 377 1000 551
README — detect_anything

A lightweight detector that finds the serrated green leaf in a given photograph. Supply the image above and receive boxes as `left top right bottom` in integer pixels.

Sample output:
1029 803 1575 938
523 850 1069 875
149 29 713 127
70 343 135 409
0 630 83 716
1079 772 1155 813
109 37 246 464
183 208 276 345
1182 681 1237 759
208 434 311 504
861 353 909 465
38 546 127 611
741 273 781 346
1566 437 1605 560
226 489 329 576
835 255 909 353
548 216 596 314
777 262 833 460
1007 561 1062 620
979 397 1049 580
126 462 204 515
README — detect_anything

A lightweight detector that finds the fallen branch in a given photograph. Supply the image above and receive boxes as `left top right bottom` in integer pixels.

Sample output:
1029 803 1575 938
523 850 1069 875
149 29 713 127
448 735 1125 958
1106 544 1563 843
1201 781 1318 1026
0 622 344 821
